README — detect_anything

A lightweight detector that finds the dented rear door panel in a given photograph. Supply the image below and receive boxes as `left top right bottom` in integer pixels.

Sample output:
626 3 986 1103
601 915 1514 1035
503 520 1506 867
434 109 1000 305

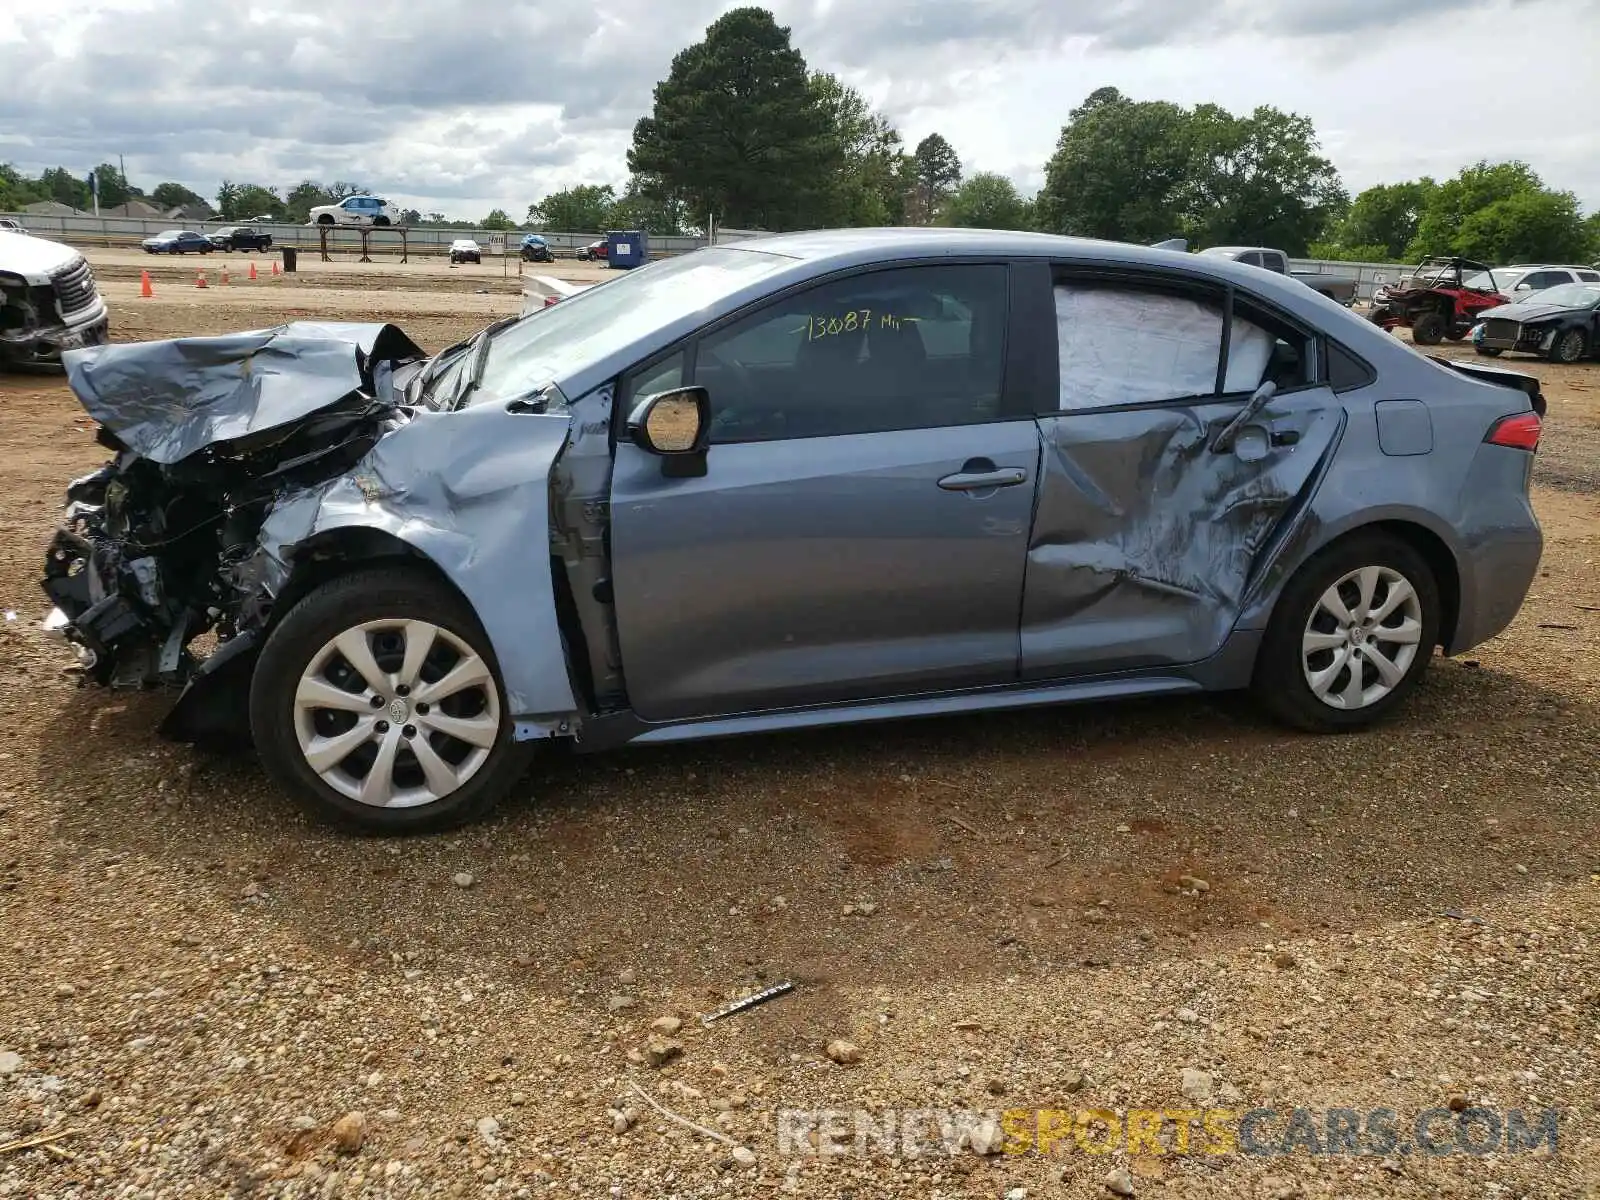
1022 397 1343 677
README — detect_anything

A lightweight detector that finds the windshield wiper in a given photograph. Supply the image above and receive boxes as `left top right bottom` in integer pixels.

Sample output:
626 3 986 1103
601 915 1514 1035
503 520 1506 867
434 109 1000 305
447 316 520 411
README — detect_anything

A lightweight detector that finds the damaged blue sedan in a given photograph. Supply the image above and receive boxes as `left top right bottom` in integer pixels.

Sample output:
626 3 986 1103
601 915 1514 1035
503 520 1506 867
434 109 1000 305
43 229 1546 832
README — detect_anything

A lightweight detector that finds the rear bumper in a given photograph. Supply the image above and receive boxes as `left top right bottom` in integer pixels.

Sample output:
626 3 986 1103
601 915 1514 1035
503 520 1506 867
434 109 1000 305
1448 446 1544 653
0 297 109 367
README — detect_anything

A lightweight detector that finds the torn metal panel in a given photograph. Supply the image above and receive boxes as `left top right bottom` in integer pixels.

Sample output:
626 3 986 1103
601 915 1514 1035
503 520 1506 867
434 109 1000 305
61 322 422 464
251 398 581 721
1022 401 1344 678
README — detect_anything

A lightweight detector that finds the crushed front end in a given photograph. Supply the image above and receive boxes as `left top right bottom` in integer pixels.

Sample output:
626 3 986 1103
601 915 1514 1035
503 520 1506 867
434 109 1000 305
40 322 426 733
0 249 109 368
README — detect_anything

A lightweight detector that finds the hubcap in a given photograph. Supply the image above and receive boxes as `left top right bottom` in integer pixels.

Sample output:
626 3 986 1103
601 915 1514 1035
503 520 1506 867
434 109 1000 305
292 619 500 808
1559 331 1583 362
1301 565 1424 711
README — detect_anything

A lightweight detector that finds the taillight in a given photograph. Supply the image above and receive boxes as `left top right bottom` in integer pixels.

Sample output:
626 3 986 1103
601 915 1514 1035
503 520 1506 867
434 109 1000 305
1485 411 1541 451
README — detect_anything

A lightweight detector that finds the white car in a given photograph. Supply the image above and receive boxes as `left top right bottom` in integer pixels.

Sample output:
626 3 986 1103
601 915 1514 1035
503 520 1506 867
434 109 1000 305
307 196 401 228
0 230 109 368
1465 264 1600 298
449 239 482 265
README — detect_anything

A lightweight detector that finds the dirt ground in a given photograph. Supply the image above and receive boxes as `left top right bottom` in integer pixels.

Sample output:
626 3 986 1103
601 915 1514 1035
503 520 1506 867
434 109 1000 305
0 259 1596 1200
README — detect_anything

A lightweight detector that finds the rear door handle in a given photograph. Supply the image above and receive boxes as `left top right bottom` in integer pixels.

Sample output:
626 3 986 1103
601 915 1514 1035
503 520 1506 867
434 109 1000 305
937 467 1029 491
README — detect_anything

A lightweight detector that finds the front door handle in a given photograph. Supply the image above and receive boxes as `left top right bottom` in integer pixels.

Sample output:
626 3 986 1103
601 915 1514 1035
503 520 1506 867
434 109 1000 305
937 467 1029 492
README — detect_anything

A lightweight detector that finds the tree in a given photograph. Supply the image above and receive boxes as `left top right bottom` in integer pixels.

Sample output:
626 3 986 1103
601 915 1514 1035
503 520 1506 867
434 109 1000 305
151 181 207 211
910 133 961 224
284 181 334 223
810 73 907 226
216 181 284 220
608 175 689 235
629 7 837 230
1179 104 1346 254
86 162 137 208
942 173 1032 230
1035 88 1192 242
1452 188 1592 264
0 163 44 211
1408 160 1542 258
39 167 91 210
1325 181 1434 260
399 207 423 226
527 184 616 232
481 208 516 231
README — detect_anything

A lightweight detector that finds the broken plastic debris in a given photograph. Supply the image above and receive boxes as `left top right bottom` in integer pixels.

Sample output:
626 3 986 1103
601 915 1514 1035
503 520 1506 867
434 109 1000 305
1442 908 1487 926
700 981 795 1026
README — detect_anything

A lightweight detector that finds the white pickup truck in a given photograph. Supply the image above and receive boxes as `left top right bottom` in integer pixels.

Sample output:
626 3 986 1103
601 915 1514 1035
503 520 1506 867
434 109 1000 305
0 230 109 369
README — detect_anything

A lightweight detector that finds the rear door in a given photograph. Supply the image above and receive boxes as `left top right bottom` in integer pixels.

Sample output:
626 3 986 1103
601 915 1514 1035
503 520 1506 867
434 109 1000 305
1019 264 1346 679
608 261 1043 723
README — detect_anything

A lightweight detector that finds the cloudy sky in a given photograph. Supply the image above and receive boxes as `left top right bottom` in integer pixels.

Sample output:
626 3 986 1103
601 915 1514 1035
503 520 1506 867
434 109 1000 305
2 0 1598 220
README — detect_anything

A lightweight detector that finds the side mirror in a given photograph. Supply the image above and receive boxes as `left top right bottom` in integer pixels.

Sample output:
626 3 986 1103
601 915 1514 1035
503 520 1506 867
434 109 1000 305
627 387 710 470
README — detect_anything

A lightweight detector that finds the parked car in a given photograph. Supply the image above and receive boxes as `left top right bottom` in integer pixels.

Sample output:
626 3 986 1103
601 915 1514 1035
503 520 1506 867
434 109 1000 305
43 229 1546 832
1197 246 1359 305
0 217 28 235
449 239 482 265
1471 282 1600 362
208 226 274 252
308 196 401 227
575 238 608 262
140 230 215 254
520 234 555 263
1 229 109 369
1368 256 1507 344
1464 264 1600 299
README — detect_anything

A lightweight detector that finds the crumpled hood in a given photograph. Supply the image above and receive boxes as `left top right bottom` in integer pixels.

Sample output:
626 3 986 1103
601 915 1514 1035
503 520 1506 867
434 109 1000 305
1477 299 1590 324
61 321 425 464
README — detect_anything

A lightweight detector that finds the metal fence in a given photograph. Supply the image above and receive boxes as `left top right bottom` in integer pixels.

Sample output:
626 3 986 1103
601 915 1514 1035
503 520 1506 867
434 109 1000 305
1 212 709 258
1289 258 1417 303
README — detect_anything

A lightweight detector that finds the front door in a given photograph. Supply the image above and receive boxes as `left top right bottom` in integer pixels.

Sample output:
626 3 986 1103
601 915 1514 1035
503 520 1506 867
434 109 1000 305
1020 270 1345 679
608 262 1042 723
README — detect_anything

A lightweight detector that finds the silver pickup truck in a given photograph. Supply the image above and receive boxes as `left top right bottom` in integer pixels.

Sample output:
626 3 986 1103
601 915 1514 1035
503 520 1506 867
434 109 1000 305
1199 246 1359 306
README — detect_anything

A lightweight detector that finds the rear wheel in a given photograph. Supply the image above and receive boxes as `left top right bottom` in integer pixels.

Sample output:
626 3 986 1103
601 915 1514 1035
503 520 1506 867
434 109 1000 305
1253 533 1440 732
1475 346 1503 357
1410 311 1446 345
249 567 534 833
374 216 391 227
1550 328 1587 364
317 215 334 226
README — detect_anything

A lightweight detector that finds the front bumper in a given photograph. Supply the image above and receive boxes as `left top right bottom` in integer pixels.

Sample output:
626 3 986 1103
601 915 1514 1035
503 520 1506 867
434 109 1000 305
0 298 109 366
1473 321 1555 354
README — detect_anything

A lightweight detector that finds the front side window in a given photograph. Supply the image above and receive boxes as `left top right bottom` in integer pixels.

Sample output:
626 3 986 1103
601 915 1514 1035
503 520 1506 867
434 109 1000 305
1238 251 1263 267
693 264 1009 443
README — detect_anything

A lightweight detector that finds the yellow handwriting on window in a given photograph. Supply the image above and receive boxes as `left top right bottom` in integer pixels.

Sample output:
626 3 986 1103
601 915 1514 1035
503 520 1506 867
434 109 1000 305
803 311 918 340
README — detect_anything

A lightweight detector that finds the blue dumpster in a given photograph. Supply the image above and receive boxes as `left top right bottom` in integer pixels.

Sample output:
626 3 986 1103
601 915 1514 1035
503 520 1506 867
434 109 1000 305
605 230 649 270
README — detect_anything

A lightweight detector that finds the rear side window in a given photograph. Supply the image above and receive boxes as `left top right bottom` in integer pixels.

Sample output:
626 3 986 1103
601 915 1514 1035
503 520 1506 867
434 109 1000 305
1260 251 1287 273
1577 270 1600 283
1051 281 1299 411
1238 251 1262 267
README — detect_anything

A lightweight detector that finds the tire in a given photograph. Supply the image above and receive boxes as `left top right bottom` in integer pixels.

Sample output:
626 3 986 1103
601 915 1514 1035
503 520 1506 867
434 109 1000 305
1252 532 1441 733
249 567 535 834
1549 328 1587 364
373 216 391 227
1410 311 1446 345
317 215 334 226
1475 346 1503 357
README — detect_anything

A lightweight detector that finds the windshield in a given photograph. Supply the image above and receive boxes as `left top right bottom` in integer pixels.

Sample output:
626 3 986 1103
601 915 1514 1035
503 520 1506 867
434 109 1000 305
157 230 182 238
1464 269 1513 291
443 247 793 407
1518 283 1600 308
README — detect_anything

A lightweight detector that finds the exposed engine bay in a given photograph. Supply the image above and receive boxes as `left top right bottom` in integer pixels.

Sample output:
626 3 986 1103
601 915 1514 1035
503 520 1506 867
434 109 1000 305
41 323 428 731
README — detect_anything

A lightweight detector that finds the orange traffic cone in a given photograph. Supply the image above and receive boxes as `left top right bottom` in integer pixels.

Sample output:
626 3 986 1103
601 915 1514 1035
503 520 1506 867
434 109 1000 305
220 265 230 286
248 261 258 281
139 270 153 298
271 261 280 276
195 269 207 288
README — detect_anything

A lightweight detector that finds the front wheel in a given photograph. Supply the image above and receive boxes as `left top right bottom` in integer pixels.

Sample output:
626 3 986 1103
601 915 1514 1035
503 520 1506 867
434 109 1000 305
249 567 534 833
1253 533 1440 732
1549 328 1587 364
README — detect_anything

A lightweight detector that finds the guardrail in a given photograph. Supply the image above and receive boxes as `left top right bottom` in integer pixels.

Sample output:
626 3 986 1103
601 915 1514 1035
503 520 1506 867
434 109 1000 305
1 212 710 258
